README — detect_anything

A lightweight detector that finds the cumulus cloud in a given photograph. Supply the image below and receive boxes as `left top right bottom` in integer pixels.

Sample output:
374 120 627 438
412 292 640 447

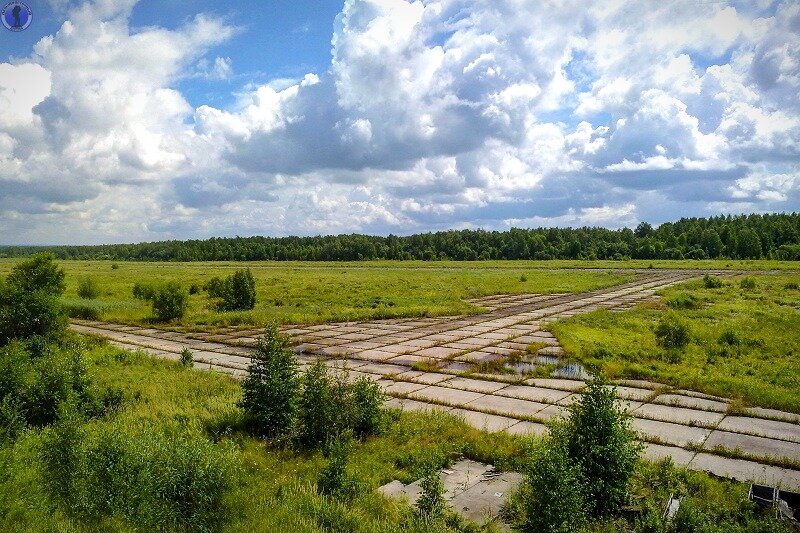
1 0 799 244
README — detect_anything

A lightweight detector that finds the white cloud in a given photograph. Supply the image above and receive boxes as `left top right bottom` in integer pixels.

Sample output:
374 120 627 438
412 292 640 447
1 0 799 244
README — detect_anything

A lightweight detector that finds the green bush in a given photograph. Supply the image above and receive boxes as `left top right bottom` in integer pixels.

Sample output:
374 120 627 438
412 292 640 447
665 292 700 310
204 277 225 298
132 281 156 300
208 269 257 311
702 274 723 289
298 361 348 448
0 254 67 344
76 277 100 299
519 439 585 533
351 376 385 437
0 341 91 428
180 347 193 367
654 315 691 351
238 325 300 439
739 276 757 290
151 282 189 322
561 376 642 517
42 421 237 532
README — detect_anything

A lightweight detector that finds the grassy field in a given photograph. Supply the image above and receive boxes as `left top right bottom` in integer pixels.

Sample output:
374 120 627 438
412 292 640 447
0 339 789 532
0 259 634 327
549 273 800 413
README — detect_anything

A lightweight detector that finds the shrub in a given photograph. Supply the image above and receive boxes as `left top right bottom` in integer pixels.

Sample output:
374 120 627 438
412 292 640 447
43 422 237 532
702 274 723 289
0 341 91 428
180 347 193 367
204 277 225 298
151 282 188 322
298 361 348 448
209 269 257 311
654 315 691 351
188 283 200 295
519 439 585 533
561 376 642 518
238 325 300 439
76 277 100 299
665 292 700 310
351 376 385 437
132 281 156 300
0 254 67 344
739 276 757 290
415 461 446 522
785 282 800 290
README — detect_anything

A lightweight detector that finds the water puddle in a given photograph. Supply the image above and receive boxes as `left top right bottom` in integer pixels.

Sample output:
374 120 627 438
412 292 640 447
502 356 590 379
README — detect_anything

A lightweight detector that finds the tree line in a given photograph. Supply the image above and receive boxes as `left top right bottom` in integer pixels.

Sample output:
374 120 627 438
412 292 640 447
3 212 800 262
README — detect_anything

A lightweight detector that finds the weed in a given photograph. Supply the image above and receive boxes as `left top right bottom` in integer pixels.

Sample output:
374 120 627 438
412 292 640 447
180 347 193 367
654 314 691 351
150 282 189 321
740 276 757 290
415 461 446 522
703 274 723 288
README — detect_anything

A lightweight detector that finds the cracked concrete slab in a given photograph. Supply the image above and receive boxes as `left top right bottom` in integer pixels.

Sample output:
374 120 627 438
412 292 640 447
633 403 725 427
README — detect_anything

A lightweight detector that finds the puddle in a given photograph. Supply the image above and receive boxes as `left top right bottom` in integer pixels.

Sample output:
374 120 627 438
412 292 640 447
502 356 590 380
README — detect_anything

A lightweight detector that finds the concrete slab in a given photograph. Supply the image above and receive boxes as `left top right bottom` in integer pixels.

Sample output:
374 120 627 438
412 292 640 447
495 384 571 404
537 404 569 422
742 407 800 425
445 377 509 394
408 372 454 385
716 416 800 443
408 386 486 407
633 403 725 427
614 386 655 401
506 421 548 437
355 349 402 362
386 397 453 414
689 453 800 489
643 443 696 467
414 346 464 358
632 418 711 448
524 378 586 391
449 408 519 433
455 351 505 364
653 394 728 412
449 472 524 525
468 395 547 419
703 430 800 462
383 381 428 395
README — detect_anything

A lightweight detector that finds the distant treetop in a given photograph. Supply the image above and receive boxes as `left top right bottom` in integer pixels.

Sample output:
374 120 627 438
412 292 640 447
1 213 799 262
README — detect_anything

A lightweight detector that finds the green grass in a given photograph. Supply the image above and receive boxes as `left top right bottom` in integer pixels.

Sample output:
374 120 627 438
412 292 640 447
1 340 788 532
549 273 800 413
0 259 634 328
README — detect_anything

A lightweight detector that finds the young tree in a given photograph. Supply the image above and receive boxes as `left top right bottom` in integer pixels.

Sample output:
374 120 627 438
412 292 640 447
238 326 300 439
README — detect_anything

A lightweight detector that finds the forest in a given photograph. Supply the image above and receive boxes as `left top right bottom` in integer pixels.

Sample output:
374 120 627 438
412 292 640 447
3 213 800 262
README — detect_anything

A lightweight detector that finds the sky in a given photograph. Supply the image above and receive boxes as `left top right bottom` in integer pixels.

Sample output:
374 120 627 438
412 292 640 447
0 0 798 245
